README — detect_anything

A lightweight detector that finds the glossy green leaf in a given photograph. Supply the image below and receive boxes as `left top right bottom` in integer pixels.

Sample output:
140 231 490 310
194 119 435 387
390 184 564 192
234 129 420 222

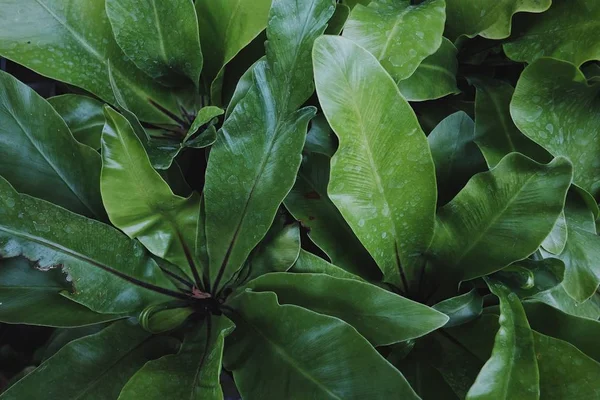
511 58 600 198
433 289 483 328
504 0 600 66
444 0 551 40
290 250 365 282
101 107 202 282
0 70 104 219
524 301 600 363
395 351 460 400
304 114 337 157
494 258 565 299
541 211 568 255
0 257 122 327
204 0 334 293
284 152 379 278
0 176 176 314
532 284 600 320
0 319 179 400
184 106 224 142
314 35 437 290
224 57 263 119
0 0 181 124
246 272 449 346
106 0 202 86
470 76 549 168
534 332 600 400
48 94 105 150
119 316 234 400
466 279 539 400
38 325 107 362
196 0 272 104
428 111 487 206
243 222 300 284
343 0 371 9
224 291 419 399
326 3 350 35
430 153 572 282
556 193 600 302
139 305 194 334
398 38 460 102
343 0 446 84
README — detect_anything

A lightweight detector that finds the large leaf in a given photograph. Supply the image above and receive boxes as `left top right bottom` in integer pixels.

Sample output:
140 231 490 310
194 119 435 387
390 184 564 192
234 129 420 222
313 36 437 291
246 272 449 346
433 289 483 328
524 301 600 363
203 0 335 294
0 176 178 314
48 94 105 150
196 0 272 104
398 37 460 102
430 153 572 283
504 0 600 66
511 58 600 198
466 280 539 399
0 0 181 124
444 0 551 40
106 0 202 86
471 77 549 168
428 111 487 206
0 70 104 219
224 291 419 399
290 249 366 282
0 320 178 399
101 107 202 284
0 257 122 327
532 284 600 320
494 258 565 299
118 316 234 400
534 332 600 400
541 211 568 255
284 152 379 278
556 193 600 302
343 0 446 84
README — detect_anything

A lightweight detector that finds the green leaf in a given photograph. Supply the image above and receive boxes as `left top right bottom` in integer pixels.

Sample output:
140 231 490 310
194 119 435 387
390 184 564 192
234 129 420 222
0 0 181 124
433 289 483 328
534 331 600 400
106 0 202 86
224 57 263 119
101 106 202 283
493 258 565 299
184 106 224 143
532 284 600 320
313 35 437 290
466 279 539 400
541 211 568 255
243 221 300 283
196 0 272 104
444 0 551 40
290 250 366 281
326 3 350 35
0 257 122 327
504 0 600 66
398 37 460 102
48 94 105 150
0 320 178 399
0 71 104 219
284 152 379 279
204 0 334 294
118 316 234 400
470 76 549 168
304 114 337 157
511 58 600 198
430 153 572 283
524 301 600 363
224 291 420 399
0 176 177 314
395 351 461 400
428 111 487 206
343 0 446 84
246 272 449 346
556 193 600 302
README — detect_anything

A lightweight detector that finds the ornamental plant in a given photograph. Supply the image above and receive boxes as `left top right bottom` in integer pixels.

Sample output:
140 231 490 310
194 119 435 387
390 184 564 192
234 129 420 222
1 0 600 398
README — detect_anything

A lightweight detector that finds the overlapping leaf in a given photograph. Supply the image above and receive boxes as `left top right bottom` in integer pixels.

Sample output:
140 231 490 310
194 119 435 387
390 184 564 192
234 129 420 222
48 94 105 150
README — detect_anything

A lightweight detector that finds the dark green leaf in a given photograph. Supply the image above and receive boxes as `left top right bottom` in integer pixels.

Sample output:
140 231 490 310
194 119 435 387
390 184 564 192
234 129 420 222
106 0 202 86
532 284 600 320
0 71 104 219
0 320 178 399
290 250 365 281
314 35 437 290
493 258 565 299
48 94 105 150
325 3 350 35
433 289 483 328
224 291 419 399
246 272 449 346
541 211 568 255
